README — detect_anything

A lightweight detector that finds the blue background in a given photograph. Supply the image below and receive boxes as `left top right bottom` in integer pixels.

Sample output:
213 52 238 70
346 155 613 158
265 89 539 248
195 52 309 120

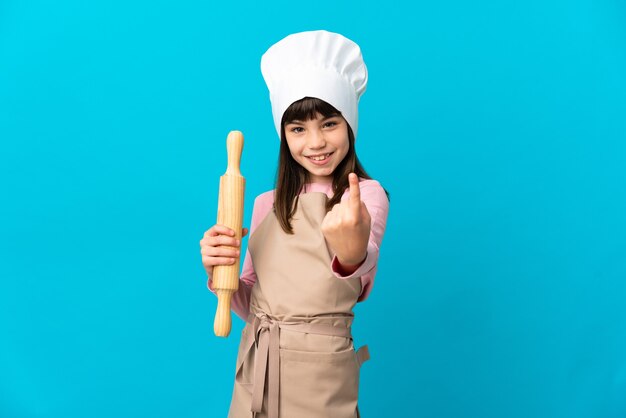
1 0 625 417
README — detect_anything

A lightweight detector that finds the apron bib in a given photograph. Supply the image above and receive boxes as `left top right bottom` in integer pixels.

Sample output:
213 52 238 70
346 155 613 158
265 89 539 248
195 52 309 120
227 192 370 418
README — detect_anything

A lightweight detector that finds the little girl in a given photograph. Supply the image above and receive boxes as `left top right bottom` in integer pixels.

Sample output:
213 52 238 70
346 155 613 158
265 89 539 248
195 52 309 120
200 30 389 418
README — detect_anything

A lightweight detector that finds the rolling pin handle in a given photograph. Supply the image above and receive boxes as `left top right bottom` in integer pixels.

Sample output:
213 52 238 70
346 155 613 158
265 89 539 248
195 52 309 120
226 131 244 176
214 289 234 337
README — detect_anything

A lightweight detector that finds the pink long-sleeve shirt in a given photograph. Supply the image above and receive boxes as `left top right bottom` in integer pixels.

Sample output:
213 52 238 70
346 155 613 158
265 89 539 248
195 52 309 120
208 178 389 321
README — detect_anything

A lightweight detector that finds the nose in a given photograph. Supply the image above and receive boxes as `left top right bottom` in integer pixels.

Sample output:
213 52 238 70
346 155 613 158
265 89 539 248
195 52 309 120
307 128 326 149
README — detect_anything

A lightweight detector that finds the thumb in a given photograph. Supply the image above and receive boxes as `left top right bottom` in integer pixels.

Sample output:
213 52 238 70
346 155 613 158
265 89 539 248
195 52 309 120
242 227 249 237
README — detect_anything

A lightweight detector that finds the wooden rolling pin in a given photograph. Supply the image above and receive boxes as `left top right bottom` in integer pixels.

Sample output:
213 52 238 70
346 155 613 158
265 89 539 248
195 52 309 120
213 131 245 337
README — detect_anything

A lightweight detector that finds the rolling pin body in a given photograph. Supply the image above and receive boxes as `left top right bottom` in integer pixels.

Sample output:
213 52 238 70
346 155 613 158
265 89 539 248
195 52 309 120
213 131 245 337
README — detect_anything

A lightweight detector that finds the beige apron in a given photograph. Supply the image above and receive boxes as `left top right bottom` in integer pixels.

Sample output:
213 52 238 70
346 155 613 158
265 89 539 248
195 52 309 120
227 192 370 418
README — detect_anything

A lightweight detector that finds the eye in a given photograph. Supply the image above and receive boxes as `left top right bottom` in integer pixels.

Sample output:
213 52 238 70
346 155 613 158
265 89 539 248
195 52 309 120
290 126 304 133
323 121 338 128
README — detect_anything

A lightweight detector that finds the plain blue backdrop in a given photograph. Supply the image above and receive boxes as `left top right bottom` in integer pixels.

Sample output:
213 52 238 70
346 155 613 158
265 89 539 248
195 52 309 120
1 0 625 417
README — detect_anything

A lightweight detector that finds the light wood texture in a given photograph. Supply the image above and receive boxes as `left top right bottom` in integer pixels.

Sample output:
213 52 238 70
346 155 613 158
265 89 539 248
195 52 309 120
213 131 245 337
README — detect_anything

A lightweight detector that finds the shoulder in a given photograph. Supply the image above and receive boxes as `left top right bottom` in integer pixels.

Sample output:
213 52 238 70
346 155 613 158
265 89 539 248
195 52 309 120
342 178 388 203
252 189 276 216
352 178 390 224
249 190 276 232
254 189 275 206
358 178 387 198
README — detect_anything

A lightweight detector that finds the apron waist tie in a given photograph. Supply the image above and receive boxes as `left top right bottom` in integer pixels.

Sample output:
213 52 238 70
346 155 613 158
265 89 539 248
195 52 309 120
238 312 355 418
356 344 370 367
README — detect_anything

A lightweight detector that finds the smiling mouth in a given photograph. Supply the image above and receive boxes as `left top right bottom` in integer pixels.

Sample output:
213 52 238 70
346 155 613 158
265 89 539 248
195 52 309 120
306 152 333 161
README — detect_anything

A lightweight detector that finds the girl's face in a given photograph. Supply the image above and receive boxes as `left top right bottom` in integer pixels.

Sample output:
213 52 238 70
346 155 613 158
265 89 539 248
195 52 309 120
284 113 350 184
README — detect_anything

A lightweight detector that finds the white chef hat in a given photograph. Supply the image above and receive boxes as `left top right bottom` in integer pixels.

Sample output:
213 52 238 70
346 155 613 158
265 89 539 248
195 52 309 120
260 30 368 139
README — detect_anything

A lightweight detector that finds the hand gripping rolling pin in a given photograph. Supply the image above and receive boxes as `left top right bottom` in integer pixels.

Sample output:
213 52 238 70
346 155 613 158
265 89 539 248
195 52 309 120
213 131 245 337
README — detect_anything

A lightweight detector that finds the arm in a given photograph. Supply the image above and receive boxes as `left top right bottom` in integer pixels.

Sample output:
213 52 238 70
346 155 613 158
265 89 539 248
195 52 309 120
330 179 389 302
207 192 274 320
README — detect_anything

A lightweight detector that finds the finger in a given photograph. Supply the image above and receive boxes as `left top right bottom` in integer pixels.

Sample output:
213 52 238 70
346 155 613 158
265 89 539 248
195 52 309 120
242 227 249 237
210 235 241 247
205 225 235 237
203 245 240 256
321 209 333 229
324 204 342 225
201 233 238 248
201 246 240 258
361 202 371 222
348 173 361 208
202 255 237 266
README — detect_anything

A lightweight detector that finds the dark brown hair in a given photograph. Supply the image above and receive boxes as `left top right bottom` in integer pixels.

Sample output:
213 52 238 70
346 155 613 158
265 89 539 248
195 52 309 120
274 97 383 234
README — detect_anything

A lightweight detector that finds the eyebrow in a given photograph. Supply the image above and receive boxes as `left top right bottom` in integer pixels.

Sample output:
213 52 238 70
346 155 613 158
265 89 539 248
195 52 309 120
286 115 340 124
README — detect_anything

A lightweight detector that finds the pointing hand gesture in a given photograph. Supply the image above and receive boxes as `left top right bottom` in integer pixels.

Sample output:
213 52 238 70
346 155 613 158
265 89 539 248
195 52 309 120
321 173 371 270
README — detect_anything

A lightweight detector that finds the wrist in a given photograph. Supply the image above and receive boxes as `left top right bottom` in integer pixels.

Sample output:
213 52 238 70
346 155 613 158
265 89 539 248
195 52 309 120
335 254 366 276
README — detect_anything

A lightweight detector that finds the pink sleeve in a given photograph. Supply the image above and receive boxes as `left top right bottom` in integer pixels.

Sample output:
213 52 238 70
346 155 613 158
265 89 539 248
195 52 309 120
207 191 274 321
330 179 389 302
